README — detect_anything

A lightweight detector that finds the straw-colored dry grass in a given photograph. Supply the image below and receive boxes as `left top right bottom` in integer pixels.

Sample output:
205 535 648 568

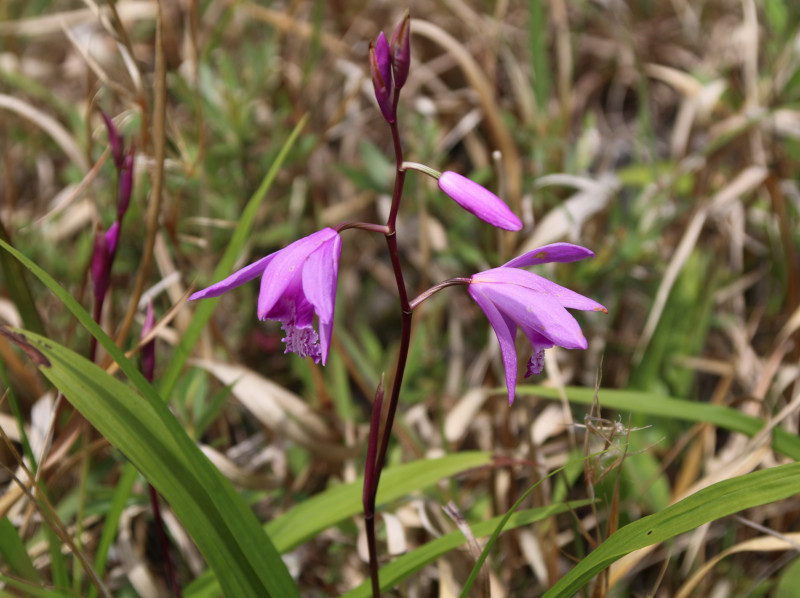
1 0 799 596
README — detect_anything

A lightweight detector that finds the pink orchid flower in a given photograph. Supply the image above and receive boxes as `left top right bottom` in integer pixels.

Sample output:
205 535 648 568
190 228 342 365
468 242 606 404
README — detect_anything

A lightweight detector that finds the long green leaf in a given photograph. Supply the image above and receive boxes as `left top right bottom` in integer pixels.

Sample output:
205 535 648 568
18 330 296 597
544 461 800 596
523 386 800 460
0 235 296 597
344 501 593 597
185 451 493 597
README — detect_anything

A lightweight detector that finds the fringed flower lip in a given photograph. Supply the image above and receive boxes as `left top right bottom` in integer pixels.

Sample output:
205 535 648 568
189 228 342 365
468 243 607 404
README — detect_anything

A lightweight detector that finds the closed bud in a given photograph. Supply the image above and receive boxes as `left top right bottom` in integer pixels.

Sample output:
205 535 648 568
389 11 411 91
101 111 124 170
117 145 135 219
370 32 395 123
91 224 111 304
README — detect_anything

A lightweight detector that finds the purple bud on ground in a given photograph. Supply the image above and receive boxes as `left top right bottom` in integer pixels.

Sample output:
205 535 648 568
390 11 411 91
437 171 523 231
370 32 395 123
101 111 124 170
117 145 135 219
141 300 156 382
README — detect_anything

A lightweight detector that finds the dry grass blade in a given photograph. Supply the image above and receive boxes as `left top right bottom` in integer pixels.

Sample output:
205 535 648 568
0 94 88 172
676 532 800 598
193 360 356 460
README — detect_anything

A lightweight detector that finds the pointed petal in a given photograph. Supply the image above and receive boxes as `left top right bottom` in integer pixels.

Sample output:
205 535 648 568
476 267 606 313
472 270 588 350
257 229 336 319
302 233 341 365
189 253 276 301
469 284 520 405
438 171 522 231
503 243 594 268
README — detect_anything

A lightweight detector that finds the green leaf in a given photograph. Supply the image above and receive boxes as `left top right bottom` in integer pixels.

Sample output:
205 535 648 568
185 451 493 597
0 235 296 597
543 461 800 596
0 517 40 584
16 330 297 598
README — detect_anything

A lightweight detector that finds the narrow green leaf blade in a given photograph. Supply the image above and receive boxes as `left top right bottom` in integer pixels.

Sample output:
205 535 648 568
16 330 297 598
544 461 800 596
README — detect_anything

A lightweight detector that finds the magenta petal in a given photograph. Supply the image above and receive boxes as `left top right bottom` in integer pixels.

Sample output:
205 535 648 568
302 234 341 365
189 253 276 301
469 285 520 405
256 229 335 318
473 270 588 350
438 171 522 231
479 267 606 313
503 243 594 268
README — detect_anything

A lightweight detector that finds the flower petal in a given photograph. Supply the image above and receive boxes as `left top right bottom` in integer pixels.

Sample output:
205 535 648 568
503 243 594 268
472 270 588 350
302 233 341 365
438 171 522 231
189 253 276 301
257 229 337 320
476 267 606 313
469 284 520 405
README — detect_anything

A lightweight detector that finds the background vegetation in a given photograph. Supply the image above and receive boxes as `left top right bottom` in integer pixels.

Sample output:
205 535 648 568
1 0 799 596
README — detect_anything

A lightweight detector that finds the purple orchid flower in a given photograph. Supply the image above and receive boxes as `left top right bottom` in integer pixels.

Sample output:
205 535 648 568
438 171 522 231
189 228 342 365
468 243 606 404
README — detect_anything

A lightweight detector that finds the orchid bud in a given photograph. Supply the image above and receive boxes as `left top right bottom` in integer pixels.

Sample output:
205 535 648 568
370 32 395 123
140 300 156 382
437 171 523 231
389 11 411 91
101 111 124 170
91 224 111 304
117 145 135 219
105 221 120 262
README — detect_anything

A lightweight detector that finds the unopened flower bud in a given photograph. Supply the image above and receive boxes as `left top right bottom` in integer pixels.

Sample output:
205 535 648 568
389 11 411 91
370 32 395 123
117 145 135 219
101 111 124 171
91 224 111 304
105 221 120 262
437 171 523 231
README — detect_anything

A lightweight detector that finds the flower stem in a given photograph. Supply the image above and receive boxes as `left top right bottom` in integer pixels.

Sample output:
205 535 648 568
364 118 410 598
